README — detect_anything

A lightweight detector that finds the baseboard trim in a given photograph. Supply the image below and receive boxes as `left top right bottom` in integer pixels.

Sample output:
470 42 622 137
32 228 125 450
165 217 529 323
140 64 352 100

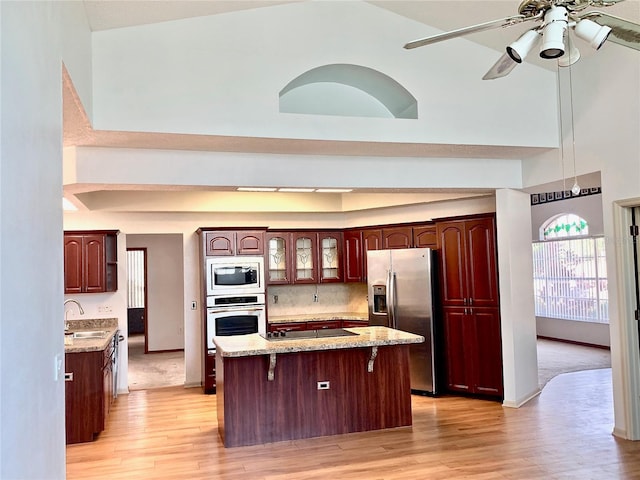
146 348 185 354
502 388 541 408
612 426 628 439
537 335 610 350
184 382 201 389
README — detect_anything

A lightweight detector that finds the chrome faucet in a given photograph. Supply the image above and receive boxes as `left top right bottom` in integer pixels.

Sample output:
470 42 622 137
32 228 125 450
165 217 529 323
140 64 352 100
64 299 85 330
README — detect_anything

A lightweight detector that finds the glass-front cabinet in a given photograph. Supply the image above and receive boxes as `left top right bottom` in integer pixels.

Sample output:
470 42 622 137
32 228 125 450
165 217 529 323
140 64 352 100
318 231 343 283
265 231 343 285
292 232 318 284
266 232 290 285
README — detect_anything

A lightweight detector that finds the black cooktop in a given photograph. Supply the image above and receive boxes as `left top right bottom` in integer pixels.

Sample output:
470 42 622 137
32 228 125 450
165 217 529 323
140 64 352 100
262 328 359 341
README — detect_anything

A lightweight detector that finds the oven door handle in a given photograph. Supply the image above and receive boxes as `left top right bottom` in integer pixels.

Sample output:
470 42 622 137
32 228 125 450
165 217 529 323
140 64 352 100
207 306 265 314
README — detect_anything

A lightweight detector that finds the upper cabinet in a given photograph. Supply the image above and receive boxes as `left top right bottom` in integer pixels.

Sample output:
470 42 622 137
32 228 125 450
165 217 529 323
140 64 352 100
64 231 118 294
343 229 363 283
266 230 344 285
292 232 318 284
413 225 437 249
382 226 413 249
266 232 291 285
436 215 499 307
318 231 343 283
203 229 265 256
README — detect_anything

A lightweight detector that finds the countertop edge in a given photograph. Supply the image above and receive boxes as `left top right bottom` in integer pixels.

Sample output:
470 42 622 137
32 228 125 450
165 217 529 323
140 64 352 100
214 327 424 357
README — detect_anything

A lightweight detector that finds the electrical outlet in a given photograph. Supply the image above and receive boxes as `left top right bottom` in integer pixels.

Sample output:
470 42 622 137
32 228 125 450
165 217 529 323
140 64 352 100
273 295 278 304
317 381 330 390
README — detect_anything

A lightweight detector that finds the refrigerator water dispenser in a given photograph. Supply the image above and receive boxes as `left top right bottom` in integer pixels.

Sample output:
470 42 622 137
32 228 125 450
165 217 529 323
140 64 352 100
372 285 387 314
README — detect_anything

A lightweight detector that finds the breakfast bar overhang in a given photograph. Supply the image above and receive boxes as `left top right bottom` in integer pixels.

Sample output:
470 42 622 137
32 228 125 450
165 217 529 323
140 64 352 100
213 326 424 447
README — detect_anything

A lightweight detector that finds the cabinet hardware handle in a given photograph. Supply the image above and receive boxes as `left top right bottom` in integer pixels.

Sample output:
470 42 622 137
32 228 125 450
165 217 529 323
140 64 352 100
64 373 73 382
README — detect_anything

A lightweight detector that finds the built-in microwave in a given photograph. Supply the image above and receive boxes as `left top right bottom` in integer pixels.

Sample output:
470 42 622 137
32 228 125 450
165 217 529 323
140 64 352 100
205 256 265 296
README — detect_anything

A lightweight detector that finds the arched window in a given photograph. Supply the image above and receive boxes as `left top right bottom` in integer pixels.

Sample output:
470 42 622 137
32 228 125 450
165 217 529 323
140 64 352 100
279 64 417 119
540 213 588 240
532 213 608 323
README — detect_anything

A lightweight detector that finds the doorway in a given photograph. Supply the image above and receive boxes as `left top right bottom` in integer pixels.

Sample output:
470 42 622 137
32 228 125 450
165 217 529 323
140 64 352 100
127 248 148 352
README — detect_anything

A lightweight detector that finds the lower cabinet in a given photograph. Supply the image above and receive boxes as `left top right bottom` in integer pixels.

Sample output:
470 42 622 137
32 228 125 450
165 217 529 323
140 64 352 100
269 319 368 332
442 306 503 398
204 351 216 394
65 344 115 444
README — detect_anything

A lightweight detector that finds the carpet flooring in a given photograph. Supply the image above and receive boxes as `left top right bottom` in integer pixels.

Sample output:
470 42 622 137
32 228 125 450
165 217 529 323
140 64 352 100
537 337 611 388
127 334 185 390
126 334 611 391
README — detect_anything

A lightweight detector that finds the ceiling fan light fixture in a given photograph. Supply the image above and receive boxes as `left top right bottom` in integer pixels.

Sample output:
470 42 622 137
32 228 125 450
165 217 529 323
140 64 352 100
574 19 612 50
506 29 540 63
540 6 568 59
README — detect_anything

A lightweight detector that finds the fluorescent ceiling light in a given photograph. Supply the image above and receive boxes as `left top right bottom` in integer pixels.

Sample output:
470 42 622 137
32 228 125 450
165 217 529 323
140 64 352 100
315 188 353 193
237 187 278 192
278 188 315 193
63 198 77 211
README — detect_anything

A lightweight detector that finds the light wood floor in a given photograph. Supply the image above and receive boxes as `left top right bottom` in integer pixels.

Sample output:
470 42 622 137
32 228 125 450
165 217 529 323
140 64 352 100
66 368 640 480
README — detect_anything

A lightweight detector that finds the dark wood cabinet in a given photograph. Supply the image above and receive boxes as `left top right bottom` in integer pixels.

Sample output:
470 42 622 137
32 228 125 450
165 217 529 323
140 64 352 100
442 307 503 397
203 229 265 256
413 225 437 248
362 229 382 281
437 216 499 308
204 351 216 394
343 229 363 283
382 226 413 249
436 214 502 398
65 340 115 444
269 322 308 332
292 232 319 284
64 231 118 294
318 231 343 283
305 320 342 330
266 232 291 284
341 320 369 328
269 319 367 332
266 230 344 285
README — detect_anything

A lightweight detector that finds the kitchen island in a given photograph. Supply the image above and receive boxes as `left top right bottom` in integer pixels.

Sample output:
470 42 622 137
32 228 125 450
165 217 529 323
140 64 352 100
213 326 424 447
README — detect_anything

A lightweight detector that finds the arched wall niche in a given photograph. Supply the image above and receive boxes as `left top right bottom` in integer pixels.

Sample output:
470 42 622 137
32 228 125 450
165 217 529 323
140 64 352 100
279 63 417 119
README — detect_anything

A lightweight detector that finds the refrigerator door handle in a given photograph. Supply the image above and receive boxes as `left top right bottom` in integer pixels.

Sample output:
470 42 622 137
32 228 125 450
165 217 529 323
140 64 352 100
389 270 397 329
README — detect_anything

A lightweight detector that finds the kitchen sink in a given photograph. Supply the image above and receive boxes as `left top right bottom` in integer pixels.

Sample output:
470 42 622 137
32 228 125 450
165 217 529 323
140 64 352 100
72 330 110 339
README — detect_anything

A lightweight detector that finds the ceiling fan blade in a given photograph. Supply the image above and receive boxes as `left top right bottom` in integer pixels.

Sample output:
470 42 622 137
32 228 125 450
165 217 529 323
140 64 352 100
404 14 531 50
482 53 519 80
580 11 640 51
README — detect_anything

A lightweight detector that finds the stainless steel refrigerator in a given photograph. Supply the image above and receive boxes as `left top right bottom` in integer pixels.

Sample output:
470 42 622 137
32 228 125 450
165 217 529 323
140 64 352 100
367 248 438 395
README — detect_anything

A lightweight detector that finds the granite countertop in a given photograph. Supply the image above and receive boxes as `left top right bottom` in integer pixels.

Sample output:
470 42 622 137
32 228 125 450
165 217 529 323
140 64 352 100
64 318 119 353
213 326 424 357
268 312 368 324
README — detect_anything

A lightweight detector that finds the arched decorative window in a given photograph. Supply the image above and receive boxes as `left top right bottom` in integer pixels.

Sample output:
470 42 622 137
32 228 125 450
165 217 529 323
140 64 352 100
540 213 588 240
279 64 417 119
532 213 608 324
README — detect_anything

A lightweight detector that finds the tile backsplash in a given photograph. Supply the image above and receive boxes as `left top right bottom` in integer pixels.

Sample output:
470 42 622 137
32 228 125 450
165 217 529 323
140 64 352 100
267 283 368 316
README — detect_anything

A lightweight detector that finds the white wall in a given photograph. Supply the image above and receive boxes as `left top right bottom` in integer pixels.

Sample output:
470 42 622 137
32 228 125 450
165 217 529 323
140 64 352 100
91 1 558 148
126 234 185 352
522 35 640 438
0 2 86 478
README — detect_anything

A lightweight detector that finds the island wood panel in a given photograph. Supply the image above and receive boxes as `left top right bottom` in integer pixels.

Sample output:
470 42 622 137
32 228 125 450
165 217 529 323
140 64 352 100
216 345 412 447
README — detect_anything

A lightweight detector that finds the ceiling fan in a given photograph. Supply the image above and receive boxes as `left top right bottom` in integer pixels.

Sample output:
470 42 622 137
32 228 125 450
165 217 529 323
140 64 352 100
404 0 640 79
